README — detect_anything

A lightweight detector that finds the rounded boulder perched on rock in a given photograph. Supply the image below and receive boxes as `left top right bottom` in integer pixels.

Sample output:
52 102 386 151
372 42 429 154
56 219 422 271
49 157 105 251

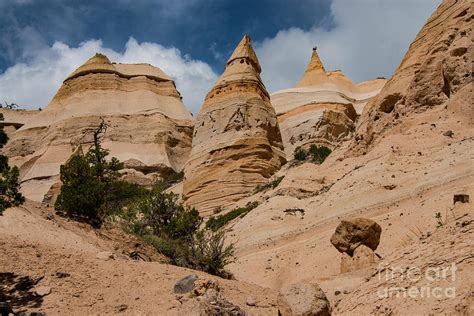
330 218 382 256
278 283 331 316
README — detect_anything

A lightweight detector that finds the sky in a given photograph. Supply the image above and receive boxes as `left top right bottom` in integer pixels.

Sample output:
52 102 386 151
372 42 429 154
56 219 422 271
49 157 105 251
0 0 441 114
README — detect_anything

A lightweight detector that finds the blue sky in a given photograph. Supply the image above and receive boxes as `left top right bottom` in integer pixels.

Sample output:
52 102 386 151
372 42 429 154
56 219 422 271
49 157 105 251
0 0 440 113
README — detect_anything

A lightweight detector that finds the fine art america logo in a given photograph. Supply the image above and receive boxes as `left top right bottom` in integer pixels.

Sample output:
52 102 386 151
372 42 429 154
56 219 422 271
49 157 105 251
376 262 457 299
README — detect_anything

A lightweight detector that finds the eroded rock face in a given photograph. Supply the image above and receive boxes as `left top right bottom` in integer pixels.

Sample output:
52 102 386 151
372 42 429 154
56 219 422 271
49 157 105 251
4 53 194 202
340 244 378 273
277 283 331 316
271 48 385 156
351 0 472 154
183 35 286 216
330 218 382 256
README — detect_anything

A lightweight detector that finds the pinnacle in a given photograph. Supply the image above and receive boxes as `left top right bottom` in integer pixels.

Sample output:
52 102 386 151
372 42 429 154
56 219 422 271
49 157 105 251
226 34 261 73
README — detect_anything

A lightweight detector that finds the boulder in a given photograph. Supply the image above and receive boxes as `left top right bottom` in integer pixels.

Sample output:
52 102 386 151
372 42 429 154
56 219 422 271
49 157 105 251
330 218 382 256
340 244 378 273
278 283 331 316
174 274 198 294
35 286 51 297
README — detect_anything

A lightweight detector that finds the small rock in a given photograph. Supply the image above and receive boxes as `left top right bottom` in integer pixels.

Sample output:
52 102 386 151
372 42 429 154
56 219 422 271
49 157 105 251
115 304 128 312
334 290 341 296
278 283 331 316
46 213 54 220
174 274 198 294
453 194 469 204
55 271 70 278
35 286 51 297
96 251 114 261
246 296 256 306
340 244 379 273
443 130 454 137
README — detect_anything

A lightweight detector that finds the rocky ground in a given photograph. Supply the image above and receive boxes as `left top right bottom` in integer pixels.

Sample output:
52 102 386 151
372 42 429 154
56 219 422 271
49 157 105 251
0 201 278 315
1 0 472 314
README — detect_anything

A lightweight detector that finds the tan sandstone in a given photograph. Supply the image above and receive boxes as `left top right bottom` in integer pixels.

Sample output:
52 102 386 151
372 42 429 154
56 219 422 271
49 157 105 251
271 48 386 156
182 35 286 216
4 53 194 202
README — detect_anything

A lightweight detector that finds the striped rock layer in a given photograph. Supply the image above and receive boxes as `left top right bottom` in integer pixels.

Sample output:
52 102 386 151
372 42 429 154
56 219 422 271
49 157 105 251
5 53 194 202
271 48 386 156
183 35 286 216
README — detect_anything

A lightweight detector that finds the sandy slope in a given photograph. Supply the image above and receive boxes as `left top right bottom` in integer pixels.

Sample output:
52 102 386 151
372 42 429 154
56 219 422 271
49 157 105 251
0 202 277 315
223 85 473 313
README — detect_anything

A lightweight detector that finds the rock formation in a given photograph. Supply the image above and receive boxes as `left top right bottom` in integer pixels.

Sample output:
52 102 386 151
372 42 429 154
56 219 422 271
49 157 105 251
351 0 472 154
271 48 386 156
0 108 40 139
331 218 381 272
4 53 194 202
183 35 286 216
330 218 382 256
277 283 331 316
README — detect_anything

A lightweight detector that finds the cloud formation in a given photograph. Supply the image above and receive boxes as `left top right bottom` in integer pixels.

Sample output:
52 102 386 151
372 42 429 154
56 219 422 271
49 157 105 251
0 0 440 113
0 37 217 113
255 0 441 92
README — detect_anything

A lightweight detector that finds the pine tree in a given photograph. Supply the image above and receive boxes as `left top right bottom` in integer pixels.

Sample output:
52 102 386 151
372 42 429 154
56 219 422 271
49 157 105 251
0 112 24 214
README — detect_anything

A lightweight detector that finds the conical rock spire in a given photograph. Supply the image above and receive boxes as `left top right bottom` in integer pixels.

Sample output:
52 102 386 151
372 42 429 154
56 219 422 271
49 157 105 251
183 35 286 216
208 35 267 101
226 34 261 73
296 47 329 87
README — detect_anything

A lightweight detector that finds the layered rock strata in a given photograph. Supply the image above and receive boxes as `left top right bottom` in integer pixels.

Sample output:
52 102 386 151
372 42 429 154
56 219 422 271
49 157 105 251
351 0 472 154
183 35 286 216
4 53 194 202
271 48 386 156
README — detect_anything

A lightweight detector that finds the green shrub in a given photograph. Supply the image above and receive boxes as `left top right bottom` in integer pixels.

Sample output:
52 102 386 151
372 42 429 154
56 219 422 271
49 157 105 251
160 170 184 189
309 144 331 164
126 187 234 277
293 145 331 164
55 120 126 227
55 154 105 226
132 187 202 241
190 230 235 278
206 201 259 231
0 113 24 214
254 176 284 193
294 146 308 161
0 163 25 214
271 176 284 189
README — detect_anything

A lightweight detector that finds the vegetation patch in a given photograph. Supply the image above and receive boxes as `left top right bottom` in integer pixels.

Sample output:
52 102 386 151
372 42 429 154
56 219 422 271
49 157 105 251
206 201 259 231
293 144 332 164
0 113 24 214
254 176 284 193
55 119 235 277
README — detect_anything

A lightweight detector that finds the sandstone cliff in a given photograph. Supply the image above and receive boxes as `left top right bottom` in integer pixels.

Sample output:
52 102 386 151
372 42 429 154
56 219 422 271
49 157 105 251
4 53 194 202
183 35 286 216
351 0 472 155
271 48 386 156
219 1 472 314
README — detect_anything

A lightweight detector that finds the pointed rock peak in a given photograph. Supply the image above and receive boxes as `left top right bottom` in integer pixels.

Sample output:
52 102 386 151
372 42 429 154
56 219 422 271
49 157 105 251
226 34 261 73
65 52 115 81
296 46 329 87
84 53 113 66
306 47 326 73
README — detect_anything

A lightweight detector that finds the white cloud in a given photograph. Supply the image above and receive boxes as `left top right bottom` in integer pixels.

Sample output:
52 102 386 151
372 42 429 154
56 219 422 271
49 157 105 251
0 37 217 114
255 0 442 92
